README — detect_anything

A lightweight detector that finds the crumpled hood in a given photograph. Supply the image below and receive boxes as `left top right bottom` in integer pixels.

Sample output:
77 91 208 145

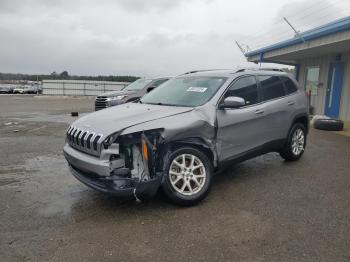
71 103 194 137
98 90 135 97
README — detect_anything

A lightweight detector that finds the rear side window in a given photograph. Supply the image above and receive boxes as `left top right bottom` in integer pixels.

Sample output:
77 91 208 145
258 75 285 101
281 76 298 95
225 76 258 106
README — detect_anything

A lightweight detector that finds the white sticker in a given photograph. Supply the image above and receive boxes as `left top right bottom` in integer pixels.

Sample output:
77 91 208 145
187 86 208 93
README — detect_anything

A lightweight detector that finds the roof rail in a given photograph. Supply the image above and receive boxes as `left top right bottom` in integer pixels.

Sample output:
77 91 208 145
182 69 232 75
236 68 285 73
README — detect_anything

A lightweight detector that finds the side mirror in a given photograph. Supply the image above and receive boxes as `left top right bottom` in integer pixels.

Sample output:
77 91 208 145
220 96 245 109
146 86 157 93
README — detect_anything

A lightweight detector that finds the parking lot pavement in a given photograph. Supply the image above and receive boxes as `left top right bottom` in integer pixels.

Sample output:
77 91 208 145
0 95 349 262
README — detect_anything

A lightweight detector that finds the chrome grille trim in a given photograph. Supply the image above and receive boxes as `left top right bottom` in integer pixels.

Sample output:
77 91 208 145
66 126 104 157
95 96 109 111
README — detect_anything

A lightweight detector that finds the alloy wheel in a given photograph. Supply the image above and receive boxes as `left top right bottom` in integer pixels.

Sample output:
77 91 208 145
291 128 305 156
169 154 206 196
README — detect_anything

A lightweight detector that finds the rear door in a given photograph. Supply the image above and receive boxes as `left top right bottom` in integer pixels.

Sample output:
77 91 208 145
257 75 291 142
216 75 268 161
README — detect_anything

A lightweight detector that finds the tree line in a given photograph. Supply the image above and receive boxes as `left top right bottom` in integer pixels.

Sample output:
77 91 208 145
0 71 140 83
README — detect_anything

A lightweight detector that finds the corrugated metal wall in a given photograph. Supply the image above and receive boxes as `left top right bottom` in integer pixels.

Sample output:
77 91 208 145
298 52 350 121
298 55 331 115
340 52 350 121
42 80 129 96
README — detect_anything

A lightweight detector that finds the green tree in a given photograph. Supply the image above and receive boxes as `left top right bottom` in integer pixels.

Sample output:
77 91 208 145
60 71 69 78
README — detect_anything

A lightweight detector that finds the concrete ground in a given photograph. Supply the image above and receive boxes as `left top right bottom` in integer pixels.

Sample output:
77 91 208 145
335 120 350 137
0 95 349 262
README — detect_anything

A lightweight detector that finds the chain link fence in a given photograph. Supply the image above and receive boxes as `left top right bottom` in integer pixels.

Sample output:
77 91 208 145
42 80 130 96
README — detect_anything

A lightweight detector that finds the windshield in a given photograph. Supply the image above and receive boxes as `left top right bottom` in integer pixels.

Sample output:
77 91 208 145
141 76 227 107
123 79 152 91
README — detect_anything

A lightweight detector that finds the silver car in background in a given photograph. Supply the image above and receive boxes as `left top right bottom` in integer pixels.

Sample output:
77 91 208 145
95 77 170 110
63 69 309 206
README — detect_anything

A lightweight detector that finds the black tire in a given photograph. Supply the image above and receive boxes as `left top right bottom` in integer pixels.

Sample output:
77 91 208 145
313 118 344 131
280 123 307 161
162 147 213 206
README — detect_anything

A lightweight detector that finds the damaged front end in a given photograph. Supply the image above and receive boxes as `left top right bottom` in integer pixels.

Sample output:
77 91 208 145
64 129 165 201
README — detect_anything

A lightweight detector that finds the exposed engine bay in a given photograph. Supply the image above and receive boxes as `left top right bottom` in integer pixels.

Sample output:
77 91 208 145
96 130 164 200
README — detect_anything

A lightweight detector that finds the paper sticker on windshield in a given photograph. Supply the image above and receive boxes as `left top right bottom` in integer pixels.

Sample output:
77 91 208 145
187 87 207 93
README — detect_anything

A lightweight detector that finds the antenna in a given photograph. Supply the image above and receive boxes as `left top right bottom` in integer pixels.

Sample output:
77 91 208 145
235 41 247 56
283 17 306 43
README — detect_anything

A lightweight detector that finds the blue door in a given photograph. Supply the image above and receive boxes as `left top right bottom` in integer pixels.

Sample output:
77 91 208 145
325 63 344 118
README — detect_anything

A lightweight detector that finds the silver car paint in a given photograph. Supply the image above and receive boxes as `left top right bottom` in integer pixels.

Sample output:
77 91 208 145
64 70 308 181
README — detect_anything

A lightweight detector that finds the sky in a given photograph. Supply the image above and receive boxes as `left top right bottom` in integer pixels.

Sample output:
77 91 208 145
0 0 349 77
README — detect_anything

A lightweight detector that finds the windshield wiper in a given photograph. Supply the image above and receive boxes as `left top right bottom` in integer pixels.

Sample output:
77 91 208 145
143 102 163 105
142 102 181 106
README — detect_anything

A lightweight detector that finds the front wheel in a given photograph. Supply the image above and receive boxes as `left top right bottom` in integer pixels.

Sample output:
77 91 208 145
162 147 213 206
280 123 307 161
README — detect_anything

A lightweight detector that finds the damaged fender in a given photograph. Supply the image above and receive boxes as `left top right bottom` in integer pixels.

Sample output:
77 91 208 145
64 103 219 201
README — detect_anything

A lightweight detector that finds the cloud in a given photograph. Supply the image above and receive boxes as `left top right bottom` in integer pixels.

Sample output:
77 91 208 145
0 0 66 14
113 0 187 12
0 20 247 76
0 0 247 76
0 0 212 14
273 0 346 30
237 0 350 51
0 0 348 76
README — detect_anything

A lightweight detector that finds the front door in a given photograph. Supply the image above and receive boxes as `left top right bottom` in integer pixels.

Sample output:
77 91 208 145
216 76 267 162
325 63 344 118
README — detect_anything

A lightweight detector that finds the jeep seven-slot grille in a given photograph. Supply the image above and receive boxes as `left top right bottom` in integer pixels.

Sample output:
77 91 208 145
66 126 103 156
95 96 108 111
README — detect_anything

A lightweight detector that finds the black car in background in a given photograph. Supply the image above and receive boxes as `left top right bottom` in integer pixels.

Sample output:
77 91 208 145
95 77 170 111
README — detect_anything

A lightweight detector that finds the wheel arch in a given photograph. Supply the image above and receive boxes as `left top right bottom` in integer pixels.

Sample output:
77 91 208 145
162 137 216 168
292 113 309 133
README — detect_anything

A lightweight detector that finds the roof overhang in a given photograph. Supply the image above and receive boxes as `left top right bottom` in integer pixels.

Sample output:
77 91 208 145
246 16 350 65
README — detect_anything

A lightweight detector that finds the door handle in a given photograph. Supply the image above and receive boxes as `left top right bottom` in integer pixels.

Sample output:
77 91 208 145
287 101 295 106
254 109 264 114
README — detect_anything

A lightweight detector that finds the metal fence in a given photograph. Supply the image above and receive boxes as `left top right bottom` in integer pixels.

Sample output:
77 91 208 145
42 80 130 96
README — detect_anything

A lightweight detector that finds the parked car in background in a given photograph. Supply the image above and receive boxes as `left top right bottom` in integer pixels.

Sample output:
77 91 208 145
0 86 14 94
95 77 170 111
64 68 309 206
13 87 26 94
25 85 42 94
12 85 42 94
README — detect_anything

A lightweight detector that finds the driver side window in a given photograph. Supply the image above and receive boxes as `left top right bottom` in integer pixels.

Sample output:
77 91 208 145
225 76 259 106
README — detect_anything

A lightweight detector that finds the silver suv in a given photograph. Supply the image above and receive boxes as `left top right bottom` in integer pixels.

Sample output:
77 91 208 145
63 69 309 206
95 78 170 111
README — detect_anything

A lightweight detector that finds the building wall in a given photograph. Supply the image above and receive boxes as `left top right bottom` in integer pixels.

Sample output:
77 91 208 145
298 52 350 121
340 52 350 121
42 80 129 96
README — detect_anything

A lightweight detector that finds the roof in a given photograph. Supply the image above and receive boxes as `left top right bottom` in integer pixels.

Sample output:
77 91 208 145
245 16 350 58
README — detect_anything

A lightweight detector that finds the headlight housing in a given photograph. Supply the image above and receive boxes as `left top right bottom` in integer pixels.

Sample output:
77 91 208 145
108 95 126 101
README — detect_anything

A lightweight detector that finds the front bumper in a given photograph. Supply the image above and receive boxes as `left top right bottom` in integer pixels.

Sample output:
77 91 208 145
68 164 136 198
63 144 162 200
63 143 110 176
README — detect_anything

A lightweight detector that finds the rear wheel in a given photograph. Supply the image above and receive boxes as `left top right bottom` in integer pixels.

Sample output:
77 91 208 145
280 123 306 161
162 147 213 206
